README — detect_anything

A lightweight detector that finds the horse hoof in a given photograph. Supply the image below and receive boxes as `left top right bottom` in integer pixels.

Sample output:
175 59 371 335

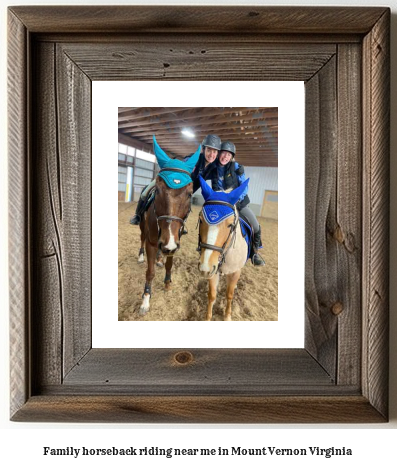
156 260 164 268
139 294 150 315
139 306 149 316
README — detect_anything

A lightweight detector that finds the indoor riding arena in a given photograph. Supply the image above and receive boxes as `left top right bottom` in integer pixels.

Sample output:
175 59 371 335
118 202 277 321
118 107 278 322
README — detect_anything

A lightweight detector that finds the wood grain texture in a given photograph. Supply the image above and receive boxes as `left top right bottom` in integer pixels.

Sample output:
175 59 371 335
11 396 385 424
62 349 333 392
8 6 390 423
9 6 387 34
59 43 335 82
55 44 91 377
335 44 362 386
34 33 363 45
8 10 29 419
31 41 92 388
32 42 62 387
304 56 338 377
362 10 390 419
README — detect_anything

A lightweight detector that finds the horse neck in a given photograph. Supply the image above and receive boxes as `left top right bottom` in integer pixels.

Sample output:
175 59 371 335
221 218 247 272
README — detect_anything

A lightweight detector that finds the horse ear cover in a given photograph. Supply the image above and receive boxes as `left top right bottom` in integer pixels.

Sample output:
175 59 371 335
153 134 171 168
199 175 249 207
153 135 200 171
184 144 201 173
153 135 201 189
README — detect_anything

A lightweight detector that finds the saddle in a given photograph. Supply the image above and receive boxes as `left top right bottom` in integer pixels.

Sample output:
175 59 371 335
142 186 156 213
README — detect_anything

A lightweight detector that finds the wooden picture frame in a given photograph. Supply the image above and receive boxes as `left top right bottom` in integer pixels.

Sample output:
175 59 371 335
8 6 390 423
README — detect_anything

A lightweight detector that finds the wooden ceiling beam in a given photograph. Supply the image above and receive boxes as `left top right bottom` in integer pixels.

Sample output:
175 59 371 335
118 107 144 113
119 113 278 131
119 106 277 122
118 107 276 127
118 133 154 154
130 135 275 147
120 117 277 134
119 133 277 151
118 107 195 121
123 119 278 138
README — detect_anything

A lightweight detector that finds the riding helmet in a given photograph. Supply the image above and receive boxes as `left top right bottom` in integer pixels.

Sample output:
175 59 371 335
202 134 221 151
220 140 236 156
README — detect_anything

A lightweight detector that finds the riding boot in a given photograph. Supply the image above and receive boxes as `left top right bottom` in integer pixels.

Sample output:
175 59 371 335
252 227 265 266
130 197 145 225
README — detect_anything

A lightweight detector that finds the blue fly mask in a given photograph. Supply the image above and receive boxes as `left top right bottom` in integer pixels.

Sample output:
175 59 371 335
153 135 200 189
199 175 250 224
198 176 250 272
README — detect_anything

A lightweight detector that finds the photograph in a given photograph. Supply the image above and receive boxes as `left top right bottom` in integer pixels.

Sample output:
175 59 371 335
117 107 278 321
5 2 393 435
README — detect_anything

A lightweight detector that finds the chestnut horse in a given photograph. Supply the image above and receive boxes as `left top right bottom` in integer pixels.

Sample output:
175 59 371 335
197 176 250 321
139 136 200 315
138 192 164 268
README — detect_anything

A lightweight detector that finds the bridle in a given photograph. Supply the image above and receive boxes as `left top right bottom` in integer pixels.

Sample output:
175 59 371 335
197 200 238 274
154 167 193 241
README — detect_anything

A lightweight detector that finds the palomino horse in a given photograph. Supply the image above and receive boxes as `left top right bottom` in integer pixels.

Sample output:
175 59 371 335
139 136 200 315
197 175 250 321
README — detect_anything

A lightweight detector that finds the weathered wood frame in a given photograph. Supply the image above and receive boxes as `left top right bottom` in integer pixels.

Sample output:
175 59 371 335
8 6 390 423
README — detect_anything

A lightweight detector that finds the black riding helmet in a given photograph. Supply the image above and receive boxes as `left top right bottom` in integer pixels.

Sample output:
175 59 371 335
202 134 221 151
220 140 236 157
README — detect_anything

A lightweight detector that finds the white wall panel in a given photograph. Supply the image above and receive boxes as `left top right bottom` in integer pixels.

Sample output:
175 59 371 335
244 166 278 205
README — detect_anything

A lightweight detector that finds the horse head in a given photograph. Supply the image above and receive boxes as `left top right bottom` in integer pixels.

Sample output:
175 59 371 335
154 176 193 254
198 175 249 278
153 135 200 255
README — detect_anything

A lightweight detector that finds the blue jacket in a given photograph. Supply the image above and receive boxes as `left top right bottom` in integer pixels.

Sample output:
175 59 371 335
212 161 250 209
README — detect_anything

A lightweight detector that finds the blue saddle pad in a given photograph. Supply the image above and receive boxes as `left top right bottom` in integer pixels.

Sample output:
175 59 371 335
239 217 254 261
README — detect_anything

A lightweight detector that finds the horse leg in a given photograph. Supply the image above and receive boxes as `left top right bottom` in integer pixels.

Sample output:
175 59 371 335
224 270 241 321
156 249 164 268
164 256 173 291
138 217 145 263
139 241 157 315
138 243 145 264
206 272 219 321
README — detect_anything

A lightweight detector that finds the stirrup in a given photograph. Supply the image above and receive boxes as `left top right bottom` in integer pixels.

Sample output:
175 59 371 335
252 253 265 266
130 214 141 225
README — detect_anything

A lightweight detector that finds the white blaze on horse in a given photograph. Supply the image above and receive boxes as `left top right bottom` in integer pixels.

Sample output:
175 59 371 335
197 176 250 321
138 135 200 315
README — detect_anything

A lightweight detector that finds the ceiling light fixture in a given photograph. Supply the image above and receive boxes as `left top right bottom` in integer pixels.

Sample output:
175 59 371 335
181 129 195 138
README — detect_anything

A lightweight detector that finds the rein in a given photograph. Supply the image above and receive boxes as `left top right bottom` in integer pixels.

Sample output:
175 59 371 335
197 200 238 274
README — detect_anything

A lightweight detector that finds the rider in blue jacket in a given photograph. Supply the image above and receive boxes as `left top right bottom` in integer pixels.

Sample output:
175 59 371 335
212 141 265 266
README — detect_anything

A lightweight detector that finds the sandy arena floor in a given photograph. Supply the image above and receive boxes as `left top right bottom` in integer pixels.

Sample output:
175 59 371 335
118 202 278 321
